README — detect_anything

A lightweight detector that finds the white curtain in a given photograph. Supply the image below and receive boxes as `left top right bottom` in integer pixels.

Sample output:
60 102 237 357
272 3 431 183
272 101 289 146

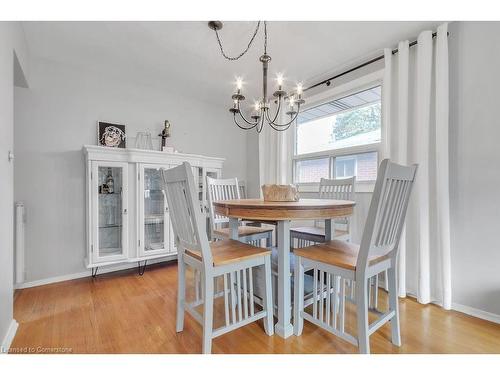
383 23 452 309
258 115 294 188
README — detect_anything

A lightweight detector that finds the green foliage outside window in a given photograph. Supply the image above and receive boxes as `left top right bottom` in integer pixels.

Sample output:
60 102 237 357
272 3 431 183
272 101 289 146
331 102 381 141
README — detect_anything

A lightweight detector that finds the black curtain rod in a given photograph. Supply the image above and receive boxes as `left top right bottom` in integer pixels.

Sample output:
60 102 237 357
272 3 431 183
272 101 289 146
304 31 446 92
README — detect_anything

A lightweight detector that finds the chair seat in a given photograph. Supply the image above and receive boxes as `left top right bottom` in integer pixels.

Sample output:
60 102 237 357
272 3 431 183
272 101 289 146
186 239 271 266
293 240 389 271
244 220 278 227
290 226 348 239
214 225 273 238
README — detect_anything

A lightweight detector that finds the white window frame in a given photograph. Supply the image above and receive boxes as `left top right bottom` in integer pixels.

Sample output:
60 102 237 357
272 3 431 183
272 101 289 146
292 69 384 193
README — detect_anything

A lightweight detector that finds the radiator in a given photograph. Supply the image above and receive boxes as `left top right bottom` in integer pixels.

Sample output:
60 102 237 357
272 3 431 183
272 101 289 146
15 202 26 284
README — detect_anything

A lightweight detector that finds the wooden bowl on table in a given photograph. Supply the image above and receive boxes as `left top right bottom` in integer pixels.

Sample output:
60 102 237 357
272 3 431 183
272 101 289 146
261 184 300 202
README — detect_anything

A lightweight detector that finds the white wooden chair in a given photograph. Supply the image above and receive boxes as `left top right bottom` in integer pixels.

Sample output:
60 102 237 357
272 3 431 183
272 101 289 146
291 176 358 304
237 180 279 243
290 176 355 247
293 159 417 354
206 176 273 247
162 162 274 354
290 176 384 309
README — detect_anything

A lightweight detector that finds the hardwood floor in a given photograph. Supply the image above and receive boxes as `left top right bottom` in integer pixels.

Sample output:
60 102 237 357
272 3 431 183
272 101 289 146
11 261 500 354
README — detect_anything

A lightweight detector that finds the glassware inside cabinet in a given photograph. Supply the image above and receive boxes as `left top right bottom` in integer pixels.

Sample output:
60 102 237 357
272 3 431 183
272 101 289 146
98 166 124 257
143 167 166 252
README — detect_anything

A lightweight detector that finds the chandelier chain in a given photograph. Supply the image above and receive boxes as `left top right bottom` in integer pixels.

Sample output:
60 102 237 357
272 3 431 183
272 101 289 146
214 21 261 61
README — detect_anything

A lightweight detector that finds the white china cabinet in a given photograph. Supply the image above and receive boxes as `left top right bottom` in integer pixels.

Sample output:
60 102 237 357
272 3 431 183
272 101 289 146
84 145 224 275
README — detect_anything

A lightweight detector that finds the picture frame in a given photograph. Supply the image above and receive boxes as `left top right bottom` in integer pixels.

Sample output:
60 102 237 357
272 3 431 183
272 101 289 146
97 121 126 148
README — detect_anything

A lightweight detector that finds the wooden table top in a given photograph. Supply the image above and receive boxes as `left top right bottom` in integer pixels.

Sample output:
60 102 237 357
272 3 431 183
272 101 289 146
213 198 355 221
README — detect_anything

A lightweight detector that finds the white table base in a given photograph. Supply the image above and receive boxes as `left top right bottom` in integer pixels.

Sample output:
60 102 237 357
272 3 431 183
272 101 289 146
229 217 294 338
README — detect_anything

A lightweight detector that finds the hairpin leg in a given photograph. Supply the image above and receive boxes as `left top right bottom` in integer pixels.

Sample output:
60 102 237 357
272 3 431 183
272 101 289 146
138 261 148 276
91 267 99 278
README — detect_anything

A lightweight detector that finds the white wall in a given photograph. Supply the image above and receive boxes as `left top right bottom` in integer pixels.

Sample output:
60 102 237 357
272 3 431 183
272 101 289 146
14 57 247 283
448 21 500 315
0 21 29 349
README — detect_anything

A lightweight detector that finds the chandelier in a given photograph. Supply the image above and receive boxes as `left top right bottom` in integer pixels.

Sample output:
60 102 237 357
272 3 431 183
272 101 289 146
208 21 305 133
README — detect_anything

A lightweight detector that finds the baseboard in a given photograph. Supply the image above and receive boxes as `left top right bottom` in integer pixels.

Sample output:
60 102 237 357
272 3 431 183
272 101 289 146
14 256 177 290
1 319 19 354
395 290 500 325
452 303 500 324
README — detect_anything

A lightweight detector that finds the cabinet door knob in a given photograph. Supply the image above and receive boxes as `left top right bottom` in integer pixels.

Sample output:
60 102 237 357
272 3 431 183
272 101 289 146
123 208 128 214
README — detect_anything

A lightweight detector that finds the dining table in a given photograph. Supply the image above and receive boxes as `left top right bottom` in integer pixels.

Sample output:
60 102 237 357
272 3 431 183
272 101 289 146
213 198 356 339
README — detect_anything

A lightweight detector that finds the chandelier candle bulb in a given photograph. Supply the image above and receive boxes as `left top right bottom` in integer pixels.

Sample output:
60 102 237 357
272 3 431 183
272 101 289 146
277 73 284 88
236 77 243 90
295 84 305 105
297 83 303 95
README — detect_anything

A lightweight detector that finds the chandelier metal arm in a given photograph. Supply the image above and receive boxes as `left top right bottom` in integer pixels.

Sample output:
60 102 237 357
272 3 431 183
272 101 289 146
268 122 292 131
266 96 282 124
266 104 300 129
265 103 301 127
236 102 261 127
233 114 258 130
255 115 265 133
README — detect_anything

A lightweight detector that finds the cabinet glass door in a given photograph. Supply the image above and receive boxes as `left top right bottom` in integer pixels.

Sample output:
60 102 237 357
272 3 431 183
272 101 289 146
141 166 170 255
96 163 127 261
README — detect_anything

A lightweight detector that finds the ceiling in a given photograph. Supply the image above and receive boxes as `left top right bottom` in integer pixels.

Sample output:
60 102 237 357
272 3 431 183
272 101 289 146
22 21 441 107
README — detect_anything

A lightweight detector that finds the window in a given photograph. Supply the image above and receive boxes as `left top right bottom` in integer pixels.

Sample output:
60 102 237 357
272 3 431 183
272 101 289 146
295 157 330 183
335 152 378 181
335 155 356 178
293 85 381 185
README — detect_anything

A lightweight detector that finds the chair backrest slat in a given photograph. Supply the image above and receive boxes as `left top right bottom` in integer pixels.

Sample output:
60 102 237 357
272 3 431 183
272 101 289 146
206 177 241 230
357 159 418 273
239 181 247 199
162 162 213 267
319 177 355 201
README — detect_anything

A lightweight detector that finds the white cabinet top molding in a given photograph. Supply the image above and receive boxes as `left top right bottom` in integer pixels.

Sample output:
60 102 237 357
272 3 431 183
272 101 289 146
83 145 225 168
